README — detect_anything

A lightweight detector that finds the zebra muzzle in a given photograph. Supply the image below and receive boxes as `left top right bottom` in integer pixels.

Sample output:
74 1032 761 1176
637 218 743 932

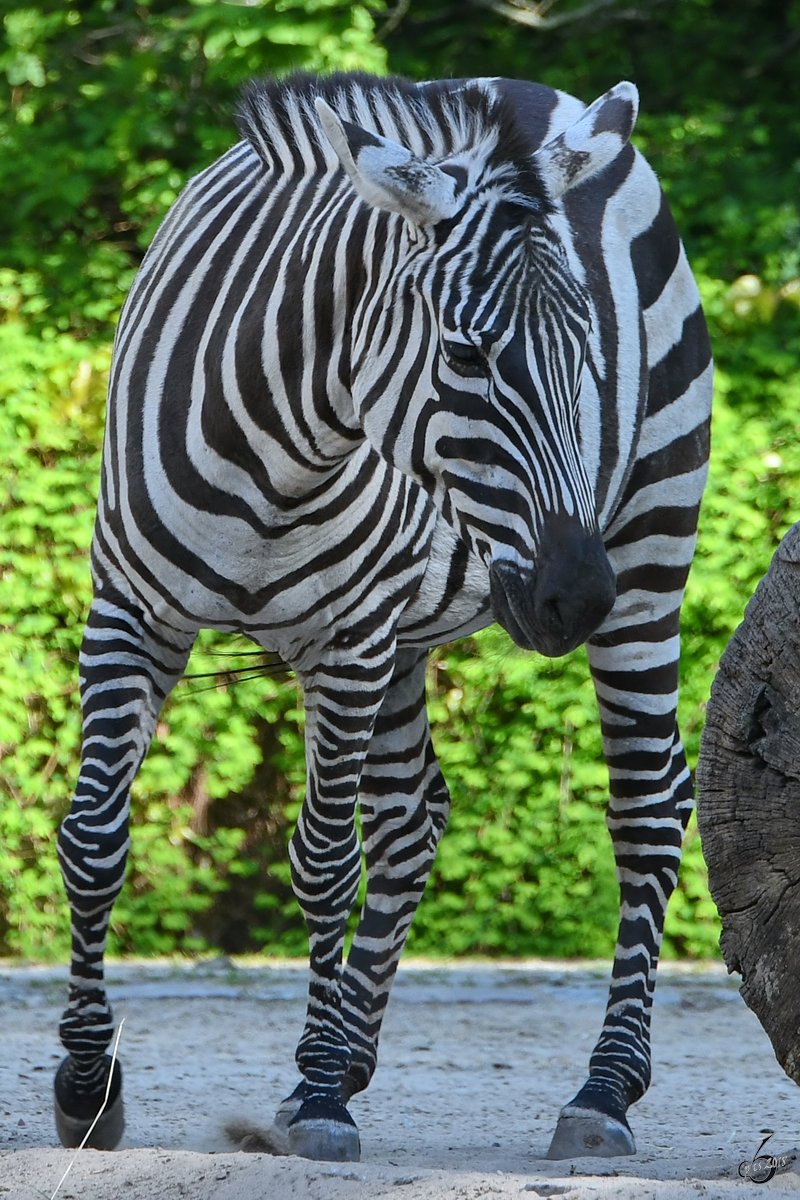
489 529 616 657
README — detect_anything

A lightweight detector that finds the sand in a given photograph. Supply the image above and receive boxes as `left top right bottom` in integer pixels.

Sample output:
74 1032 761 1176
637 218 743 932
2 958 799 1199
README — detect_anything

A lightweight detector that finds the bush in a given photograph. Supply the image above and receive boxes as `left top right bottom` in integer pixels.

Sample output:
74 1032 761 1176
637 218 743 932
3 286 799 960
0 0 386 338
3 0 799 963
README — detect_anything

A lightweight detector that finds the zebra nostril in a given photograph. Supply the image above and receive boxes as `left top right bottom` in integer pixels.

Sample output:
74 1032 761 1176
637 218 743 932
538 591 600 648
540 594 568 635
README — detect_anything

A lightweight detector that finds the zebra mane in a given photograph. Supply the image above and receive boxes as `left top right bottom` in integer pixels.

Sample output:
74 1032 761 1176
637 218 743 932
236 72 550 211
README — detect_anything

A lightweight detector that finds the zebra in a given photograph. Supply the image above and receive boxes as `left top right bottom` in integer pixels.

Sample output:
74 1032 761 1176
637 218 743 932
53 71 712 1163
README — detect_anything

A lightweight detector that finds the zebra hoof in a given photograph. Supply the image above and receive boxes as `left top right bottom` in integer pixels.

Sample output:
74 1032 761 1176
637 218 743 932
54 1055 125 1150
546 1106 636 1159
287 1094 360 1162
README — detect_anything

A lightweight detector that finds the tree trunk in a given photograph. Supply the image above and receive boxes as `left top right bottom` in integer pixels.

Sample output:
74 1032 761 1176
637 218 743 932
696 520 800 1085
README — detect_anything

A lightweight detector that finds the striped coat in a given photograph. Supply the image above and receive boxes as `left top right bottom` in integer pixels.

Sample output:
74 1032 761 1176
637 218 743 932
54 73 712 1162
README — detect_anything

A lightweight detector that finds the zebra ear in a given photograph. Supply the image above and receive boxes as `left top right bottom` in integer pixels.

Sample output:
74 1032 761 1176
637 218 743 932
533 81 639 200
315 98 461 226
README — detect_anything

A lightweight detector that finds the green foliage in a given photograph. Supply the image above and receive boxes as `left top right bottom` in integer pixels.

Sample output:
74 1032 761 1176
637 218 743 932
0 314 105 957
2 0 800 964
3 301 798 962
0 0 386 337
414 634 619 957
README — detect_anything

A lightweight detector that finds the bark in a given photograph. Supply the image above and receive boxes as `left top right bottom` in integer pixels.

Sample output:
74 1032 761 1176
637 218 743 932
696 520 800 1084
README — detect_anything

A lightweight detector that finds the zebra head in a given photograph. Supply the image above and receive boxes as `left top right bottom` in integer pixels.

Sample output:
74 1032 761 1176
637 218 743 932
317 83 637 656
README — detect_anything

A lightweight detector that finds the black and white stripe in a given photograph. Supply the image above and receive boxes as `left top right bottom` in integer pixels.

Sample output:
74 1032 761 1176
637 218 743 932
54 72 712 1160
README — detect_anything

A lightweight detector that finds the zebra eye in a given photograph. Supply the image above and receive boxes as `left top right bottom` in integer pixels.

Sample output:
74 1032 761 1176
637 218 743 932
442 338 486 378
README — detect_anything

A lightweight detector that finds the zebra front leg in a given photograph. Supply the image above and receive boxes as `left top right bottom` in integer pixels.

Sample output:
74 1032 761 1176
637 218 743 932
340 649 449 1101
54 593 193 1149
547 616 691 1158
280 636 397 1162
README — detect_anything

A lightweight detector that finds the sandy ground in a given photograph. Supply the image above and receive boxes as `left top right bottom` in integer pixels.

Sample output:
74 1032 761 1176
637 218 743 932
2 958 800 1199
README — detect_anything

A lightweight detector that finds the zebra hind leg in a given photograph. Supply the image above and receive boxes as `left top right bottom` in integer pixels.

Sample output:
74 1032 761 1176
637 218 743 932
265 652 448 1150
54 593 194 1149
